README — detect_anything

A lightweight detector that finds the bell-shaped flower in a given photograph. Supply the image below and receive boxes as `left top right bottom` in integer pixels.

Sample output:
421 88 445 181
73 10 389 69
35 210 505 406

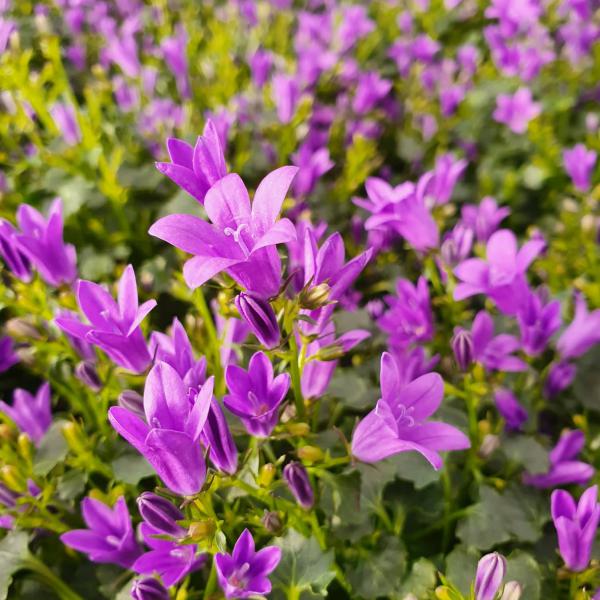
454 229 545 315
524 429 594 488
563 144 596 192
517 287 561 357
551 485 600 572
215 529 281 599
15 199 77 287
0 336 18 374
56 265 156 373
0 219 31 281
108 362 214 496
460 196 510 242
60 497 142 568
352 352 470 468
155 119 226 204
557 292 600 360
0 382 51 445
149 166 298 297
424 153 467 205
224 351 290 437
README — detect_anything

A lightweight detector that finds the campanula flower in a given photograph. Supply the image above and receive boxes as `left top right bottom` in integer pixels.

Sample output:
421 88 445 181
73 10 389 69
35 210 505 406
563 144 597 192
283 462 314 509
50 101 82 146
160 25 190 100
61 497 142 568
56 310 96 360
517 288 561 356
0 336 18 374
109 362 214 495
155 119 227 204
557 292 600 360
235 293 280 349
377 277 433 350
0 382 51 445
130 577 170 600
15 198 77 287
440 224 473 268
494 388 528 431
493 88 541 134
475 552 506 600
134 523 206 586
524 429 594 488
352 352 470 468
466 311 527 372
149 166 298 297
0 219 31 281
544 361 577 399
352 71 392 114
224 351 290 437
249 49 272 88
291 143 334 197
424 153 468 205
201 398 238 475
338 5 374 52
460 196 510 242
272 73 299 124
55 265 156 373
454 229 545 315
551 485 600 572
215 529 282 599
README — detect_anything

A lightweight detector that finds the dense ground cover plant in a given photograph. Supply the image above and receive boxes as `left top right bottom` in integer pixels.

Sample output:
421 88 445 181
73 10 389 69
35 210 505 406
0 0 599 598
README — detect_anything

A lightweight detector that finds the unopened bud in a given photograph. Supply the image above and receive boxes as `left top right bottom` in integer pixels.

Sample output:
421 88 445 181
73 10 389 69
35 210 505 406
235 292 280 349
258 463 276 487
0 424 15 441
75 361 102 392
299 283 331 310
297 445 324 463
478 434 500 459
137 492 185 538
262 510 283 534
283 462 314 509
500 581 522 600
188 519 216 541
286 422 310 437
5 318 41 340
452 328 473 371
313 345 345 361
62 421 86 453
1 465 25 490
435 587 453 600
17 433 33 462
118 390 145 418
475 552 506 600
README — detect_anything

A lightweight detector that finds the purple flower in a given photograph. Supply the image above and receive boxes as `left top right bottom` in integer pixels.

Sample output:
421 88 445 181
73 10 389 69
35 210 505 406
0 219 31 281
0 382 51 445
272 74 300 124
60 497 142 568
50 102 82 146
0 336 18 373
454 229 545 315
235 293 280 349
551 485 600 572
201 398 238 475
338 5 374 52
291 143 334 197
134 523 206 586
149 166 298 297
351 352 470 468
468 311 527 372
15 199 77 287
352 71 392 114
517 288 561 356
563 144 597 192
249 49 272 88
56 309 96 361
56 265 156 373
557 292 600 360
109 363 214 496
424 153 468 205
161 25 190 100
130 577 170 600
215 529 281 599
475 552 506 600
440 224 474 268
377 277 433 350
494 388 528 431
451 329 474 371
544 361 577 399
283 462 314 509
155 119 227 204
224 351 289 437
524 429 594 489
75 361 102 391
461 196 510 242
137 492 186 539
493 88 541 134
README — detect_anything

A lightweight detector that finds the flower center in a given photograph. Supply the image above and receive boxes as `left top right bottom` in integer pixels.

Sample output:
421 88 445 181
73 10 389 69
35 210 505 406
229 562 251 589
106 535 121 547
395 404 415 429
224 223 251 258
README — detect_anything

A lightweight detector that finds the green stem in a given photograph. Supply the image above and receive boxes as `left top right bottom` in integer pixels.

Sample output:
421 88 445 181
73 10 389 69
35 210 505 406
288 334 305 419
309 512 327 550
203 558 218 600
23 557 83 600
195 288 224 395
441 466 453 552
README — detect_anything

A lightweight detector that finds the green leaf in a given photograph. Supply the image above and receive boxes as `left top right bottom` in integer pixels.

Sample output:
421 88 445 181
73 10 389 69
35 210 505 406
33 421 68 476
456 485 547 550
56 469 87 501
389 452 440 489
505 551 542 600
272 530 335 598
501 436 549 473
445 545 479 596
328 371 376 410
397 558 438 597
0 531 30 599
347 536 406 598
111 453 155 485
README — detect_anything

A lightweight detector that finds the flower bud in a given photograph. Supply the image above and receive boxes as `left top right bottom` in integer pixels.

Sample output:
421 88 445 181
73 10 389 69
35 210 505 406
500 581 522 600
297 445 324 463
544 361 576 399
478 434 500 459
5 318 40 340
298 283 331 310
258 463 276 487
452 328 473 371
475 552 506 600
130 577 170 600
1 465 25 491
118 390 145 418
137 492 185 538
75 361 103 392
188 519 216 541
235 292 280 349
62 421 86 454
262 510 283 534
0 483 17 507
283 462 314 509
286 422 310 437
17 433 33 462
0 424 14 441
313 344 345 362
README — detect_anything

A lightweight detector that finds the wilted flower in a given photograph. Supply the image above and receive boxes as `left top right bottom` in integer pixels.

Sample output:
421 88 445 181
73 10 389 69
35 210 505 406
215 529 281 598
474 552 506 600
0 382 51 445
283 462 314 509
